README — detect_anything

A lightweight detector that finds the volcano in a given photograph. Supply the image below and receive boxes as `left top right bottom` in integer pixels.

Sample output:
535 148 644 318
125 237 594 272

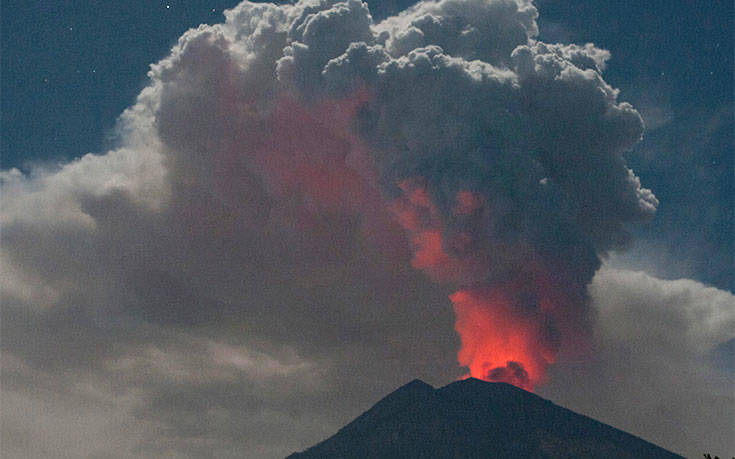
288 378 683 458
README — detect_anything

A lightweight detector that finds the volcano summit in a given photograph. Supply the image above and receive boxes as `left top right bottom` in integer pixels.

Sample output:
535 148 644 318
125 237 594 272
289 378 683 458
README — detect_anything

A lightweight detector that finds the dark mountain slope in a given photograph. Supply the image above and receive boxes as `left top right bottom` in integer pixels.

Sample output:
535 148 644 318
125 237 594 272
288 378 683 459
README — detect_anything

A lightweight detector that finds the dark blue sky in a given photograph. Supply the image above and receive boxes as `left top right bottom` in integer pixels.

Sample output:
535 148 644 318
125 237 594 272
537 0 733 291
2 0 732 290
1 1 239 169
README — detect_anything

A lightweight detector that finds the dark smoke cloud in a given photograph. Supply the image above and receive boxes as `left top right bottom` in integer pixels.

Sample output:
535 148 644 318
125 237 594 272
1 0 730 457
307 0 657 386
487 360 529 388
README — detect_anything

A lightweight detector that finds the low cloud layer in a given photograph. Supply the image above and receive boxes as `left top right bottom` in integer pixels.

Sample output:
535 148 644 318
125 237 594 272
542 269 734 457
1 0 732 457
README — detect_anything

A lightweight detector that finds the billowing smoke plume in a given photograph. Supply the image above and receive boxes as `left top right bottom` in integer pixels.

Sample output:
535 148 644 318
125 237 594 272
211 0 655 389
3 0 656 396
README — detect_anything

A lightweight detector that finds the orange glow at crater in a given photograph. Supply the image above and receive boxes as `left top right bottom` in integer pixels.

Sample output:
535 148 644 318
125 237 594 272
450 287 558 391
388 178 584 393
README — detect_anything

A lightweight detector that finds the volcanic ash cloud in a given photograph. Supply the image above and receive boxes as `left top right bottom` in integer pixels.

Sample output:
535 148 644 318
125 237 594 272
271 0 656 388
2 0 657 392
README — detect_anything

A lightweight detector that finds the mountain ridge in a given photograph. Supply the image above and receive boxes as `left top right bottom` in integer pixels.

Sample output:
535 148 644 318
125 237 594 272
288 377 684 459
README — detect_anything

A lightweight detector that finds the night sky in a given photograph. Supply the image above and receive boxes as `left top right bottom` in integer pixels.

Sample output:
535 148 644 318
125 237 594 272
1 1 733 457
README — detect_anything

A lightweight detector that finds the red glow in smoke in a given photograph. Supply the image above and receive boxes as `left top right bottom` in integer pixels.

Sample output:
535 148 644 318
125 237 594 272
389 182 576 391
260 87 375 213
224 83 583 392
388 178 468 281
242 87 414 263
453 190 484 215
450 286 558 391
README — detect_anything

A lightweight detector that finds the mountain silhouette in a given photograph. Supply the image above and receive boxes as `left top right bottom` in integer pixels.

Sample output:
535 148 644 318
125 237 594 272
288 378 683 458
